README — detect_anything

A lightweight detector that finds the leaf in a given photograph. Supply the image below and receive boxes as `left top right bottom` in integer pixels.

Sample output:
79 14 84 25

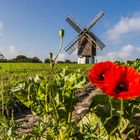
0 114 9 128
23 101 33 107
37 89 45 100
109 133 122 140
79 113 109 140
117 117 130 133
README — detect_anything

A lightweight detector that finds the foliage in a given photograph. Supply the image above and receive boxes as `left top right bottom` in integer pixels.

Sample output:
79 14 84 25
11 67 87 139
115 58 140 72
0 55 42 63
0 60 139 139
15 55 42 63
12 68 87 115
65 59 72 63
44 58 50 63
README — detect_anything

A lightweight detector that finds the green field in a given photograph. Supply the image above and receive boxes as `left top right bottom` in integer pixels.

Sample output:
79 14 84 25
0 61 140 139
0 63 92 85
0 63 92 113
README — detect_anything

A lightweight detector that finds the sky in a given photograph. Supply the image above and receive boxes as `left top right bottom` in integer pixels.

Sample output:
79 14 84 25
0 0 140 62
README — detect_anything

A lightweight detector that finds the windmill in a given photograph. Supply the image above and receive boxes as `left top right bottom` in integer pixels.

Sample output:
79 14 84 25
0 51 5 60
65 11 105 64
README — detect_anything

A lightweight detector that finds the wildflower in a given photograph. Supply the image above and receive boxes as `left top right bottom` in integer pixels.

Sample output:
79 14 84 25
88 61 118 90
106 66 140 99
89 61 140 99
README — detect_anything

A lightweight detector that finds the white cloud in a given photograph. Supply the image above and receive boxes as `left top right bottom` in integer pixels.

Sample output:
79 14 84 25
0 45 35 59
1 45 22 59
57 53 66 61
0 21 4 36
55 51 77 62
106 14 140 41
67 50 77 61
96 44 140 62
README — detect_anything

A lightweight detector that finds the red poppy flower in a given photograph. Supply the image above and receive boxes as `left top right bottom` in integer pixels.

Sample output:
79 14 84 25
88 61 140 100
88 61 118 90
103 66 140 99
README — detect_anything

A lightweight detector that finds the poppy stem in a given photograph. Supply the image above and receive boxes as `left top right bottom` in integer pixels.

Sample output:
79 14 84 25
119 99 124 137
109 97 113 117
103 97 113 125
120 99 124 118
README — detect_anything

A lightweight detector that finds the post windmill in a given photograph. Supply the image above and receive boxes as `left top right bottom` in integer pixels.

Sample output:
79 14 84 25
65 11 105 64
0 51 5 60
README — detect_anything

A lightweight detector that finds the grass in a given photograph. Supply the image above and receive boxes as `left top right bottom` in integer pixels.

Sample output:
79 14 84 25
0 63 92 82
0 63 93 115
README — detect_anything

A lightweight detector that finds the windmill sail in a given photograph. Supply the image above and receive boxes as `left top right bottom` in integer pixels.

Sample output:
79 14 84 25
86 11 104 31
64 36 80 54
0 52 5 59
66 16 83 33
92 33 105 50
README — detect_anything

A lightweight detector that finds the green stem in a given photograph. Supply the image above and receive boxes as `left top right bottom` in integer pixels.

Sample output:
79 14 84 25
108 99 124 138
109 97 113 117
120 99 124 119
1 82 4 115
49 53 53 71
119 99 124 138
50 93 59 122
49 79 59 124
103 96 113 125
67 91 74 124
53 37 63 63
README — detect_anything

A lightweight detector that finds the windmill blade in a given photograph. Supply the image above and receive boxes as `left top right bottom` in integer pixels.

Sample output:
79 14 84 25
86 11 104 31
84 32 105 50
66 16 83 33
92 33 105 50
0 52 5 59
64 36 80 54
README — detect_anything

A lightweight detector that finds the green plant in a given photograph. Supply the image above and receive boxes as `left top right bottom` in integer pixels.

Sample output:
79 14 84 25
0 111 20 139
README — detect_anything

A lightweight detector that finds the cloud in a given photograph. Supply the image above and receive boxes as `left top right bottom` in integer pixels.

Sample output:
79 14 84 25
1 45 35 59
55 51 77 62
57 53 66 61
96 44 140 62
106 14 140 41
1 45 21 59
0 21 4 36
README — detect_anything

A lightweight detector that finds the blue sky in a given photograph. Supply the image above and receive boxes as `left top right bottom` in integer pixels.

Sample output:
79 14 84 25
0 0 140 62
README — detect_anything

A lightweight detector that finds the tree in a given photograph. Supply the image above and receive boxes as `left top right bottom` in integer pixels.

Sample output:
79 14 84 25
57 60 64 63
65 59 72 63
16 55 28 62
0 59 7 62
31 57 42 63
72 61 77 64
44 58 50 63
14 55 42 63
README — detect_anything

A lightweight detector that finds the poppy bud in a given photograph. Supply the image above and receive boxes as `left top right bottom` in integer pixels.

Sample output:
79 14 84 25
49 53 53 60
59 29 64 38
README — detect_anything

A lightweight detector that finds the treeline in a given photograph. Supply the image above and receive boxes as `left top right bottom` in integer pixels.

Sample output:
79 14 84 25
0 55 77 63
0 55 42 63
44 58 77 63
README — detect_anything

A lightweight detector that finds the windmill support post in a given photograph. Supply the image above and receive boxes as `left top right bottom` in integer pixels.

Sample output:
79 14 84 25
78 56 95 64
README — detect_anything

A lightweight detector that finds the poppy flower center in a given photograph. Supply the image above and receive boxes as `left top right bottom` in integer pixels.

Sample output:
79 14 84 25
116 82 128 92
99 74 104 80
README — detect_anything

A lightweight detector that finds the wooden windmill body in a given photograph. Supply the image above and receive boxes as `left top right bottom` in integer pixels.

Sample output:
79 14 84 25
65 11 105 64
